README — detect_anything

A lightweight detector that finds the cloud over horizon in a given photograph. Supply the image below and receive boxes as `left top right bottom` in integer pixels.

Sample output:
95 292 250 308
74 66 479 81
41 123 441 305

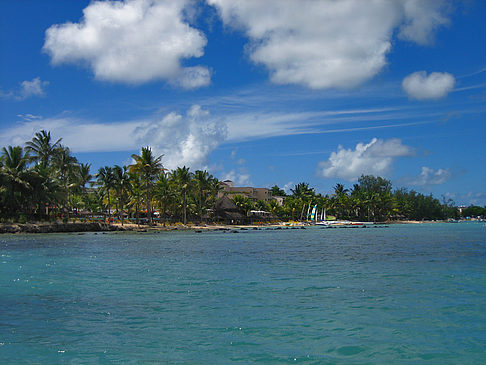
43 0 209 87
0 105 226 171
134 105 227 170
208 0 451 89
317 138 415 181
407 166 452 186
402 71 455 100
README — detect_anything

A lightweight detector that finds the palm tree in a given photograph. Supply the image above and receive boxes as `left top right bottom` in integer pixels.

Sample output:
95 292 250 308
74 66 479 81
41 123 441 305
193 170 211 223
76 163 92 192
283 196 299 221
128 171 144 226
231 195 254 216
96 166 115 223
170 166 193 224
52 146 78 218
291 182 315 220
30 163 61 220
112 165 131 226
0 146 32 218
129 147 164 225
25 130 62 167
333 183 349 219
154 173 174 226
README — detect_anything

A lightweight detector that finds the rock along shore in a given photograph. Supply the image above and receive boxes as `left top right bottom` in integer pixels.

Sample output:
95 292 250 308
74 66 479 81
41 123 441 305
0 222 129 234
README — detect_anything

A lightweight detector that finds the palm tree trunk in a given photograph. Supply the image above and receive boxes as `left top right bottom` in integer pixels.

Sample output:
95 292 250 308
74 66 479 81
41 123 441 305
120 197 124 226
183 190 187 225
107 191 111 224
136 201 140 227
146 184 151 225
299 204 305 221
162 201 166 227
199 190 203 223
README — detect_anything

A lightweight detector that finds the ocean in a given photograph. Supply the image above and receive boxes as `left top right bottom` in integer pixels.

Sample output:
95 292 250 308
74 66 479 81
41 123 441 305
1 223 485 364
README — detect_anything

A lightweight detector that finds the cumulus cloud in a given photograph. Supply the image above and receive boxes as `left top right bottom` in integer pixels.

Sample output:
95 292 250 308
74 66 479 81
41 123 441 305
408 166 452 185
221 169 251 186
283 181 294 195
208 0 451 89
398 0 451 45
43 0 209 87
1 77 49 100
1 105 227 171
402 71 455 100
134 105 227 170
20 77 49 98
317 138 414 181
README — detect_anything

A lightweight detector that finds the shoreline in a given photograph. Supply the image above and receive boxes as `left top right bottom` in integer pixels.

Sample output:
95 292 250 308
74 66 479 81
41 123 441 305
0 219 457 234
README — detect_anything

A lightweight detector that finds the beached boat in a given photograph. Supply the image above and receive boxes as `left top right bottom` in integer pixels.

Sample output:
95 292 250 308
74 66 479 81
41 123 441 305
316 220 375 228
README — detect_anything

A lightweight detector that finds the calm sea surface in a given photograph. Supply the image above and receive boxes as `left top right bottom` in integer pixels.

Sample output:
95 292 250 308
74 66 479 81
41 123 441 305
1 223 485 364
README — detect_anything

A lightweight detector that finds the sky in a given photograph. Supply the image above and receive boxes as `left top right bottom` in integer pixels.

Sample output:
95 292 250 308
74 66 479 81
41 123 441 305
1 0 485 206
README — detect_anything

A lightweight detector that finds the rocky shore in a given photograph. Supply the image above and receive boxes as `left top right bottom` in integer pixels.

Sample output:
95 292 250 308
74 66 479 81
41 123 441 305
0 222 130 234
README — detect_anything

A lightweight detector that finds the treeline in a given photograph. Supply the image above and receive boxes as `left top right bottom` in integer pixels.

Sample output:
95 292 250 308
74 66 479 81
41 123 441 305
0 130 220 224
0 130 481 224
261 176 461 222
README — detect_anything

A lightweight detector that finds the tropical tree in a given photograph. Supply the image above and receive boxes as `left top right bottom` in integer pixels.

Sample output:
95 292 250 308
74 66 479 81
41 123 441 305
169 166 193 224
255 199 269 211
332 183 349 219
270 185 286 196
52 146 78 216
128 171 144 226
231 194 254 216
30 163 61 220
0 146 32 218
25 130 62 167
113 165 131 225
283 196 300 221
96 166 115 223
193 170 214 222
291 182 315 220
153 173 175 226
129 147 164 225
357 175 393 221
76 163 92 192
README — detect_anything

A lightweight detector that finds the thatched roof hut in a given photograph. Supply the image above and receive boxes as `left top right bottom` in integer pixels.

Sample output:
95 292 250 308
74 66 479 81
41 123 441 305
213 196 249 224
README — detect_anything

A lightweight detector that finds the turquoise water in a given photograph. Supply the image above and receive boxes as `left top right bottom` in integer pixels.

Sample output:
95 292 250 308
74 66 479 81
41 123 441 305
1 223 485 364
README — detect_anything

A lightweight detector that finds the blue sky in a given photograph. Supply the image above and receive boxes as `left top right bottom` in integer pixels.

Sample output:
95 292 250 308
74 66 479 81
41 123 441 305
1 0 485 205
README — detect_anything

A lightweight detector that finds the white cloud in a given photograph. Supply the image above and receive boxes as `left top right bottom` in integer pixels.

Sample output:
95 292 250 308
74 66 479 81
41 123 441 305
172 66 211 89
0 105 226 171
398 0 451 45
408 166 452 185
0 117 140 152
208 0 451 89
402 71 455 100
17 114 43 121
1 78 49 100
283 181 294 195
317 138 414 181
20 77 49 98
133 105 227 170
221 169 251 186
43 0 209 86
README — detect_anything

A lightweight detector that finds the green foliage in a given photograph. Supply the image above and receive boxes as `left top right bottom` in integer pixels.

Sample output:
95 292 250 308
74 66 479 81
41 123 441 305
0 130 469 224
461 205 486 218
231 195 254 215
270 185 286 196
129 147 164 225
